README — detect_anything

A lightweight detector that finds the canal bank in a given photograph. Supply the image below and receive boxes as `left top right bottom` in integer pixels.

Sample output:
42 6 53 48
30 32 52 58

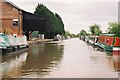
27 38 53 44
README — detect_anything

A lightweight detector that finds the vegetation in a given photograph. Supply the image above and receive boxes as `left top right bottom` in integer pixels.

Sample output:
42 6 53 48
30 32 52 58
34 3 65 38
34 4 119 39
89 24 102 36
108 22 120 37
64 22 120 39
76 30 87 37
65 31 76 38
79 30 87 36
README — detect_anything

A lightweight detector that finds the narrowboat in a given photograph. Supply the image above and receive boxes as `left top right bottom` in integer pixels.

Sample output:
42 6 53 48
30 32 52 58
0 33 29 54
97 34 120 52
8 35 29 51
87 36 98 46
0 33 13 54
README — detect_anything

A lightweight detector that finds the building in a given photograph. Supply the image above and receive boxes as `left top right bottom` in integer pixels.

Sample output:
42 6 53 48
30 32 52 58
0 0 22 35
0 0 49 40
22 11 49 40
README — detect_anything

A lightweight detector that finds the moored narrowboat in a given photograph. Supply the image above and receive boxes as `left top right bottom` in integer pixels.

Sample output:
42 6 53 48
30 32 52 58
87 36 98 46
0 33 29 54
0 33 13 54
113 37 120 54
97 34 120 52
8 35 29 51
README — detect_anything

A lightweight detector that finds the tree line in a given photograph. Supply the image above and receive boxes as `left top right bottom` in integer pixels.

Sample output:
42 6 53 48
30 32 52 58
34 4 119 38
77 22 120 37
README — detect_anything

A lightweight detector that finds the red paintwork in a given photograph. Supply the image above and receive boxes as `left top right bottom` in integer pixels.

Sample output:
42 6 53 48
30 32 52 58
98 35 120 47
114 37 120 47
98 36 105 43
98 35 114 46
107 37 114 46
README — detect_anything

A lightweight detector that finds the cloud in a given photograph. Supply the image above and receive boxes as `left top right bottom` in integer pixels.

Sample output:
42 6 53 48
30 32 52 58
9 0 119 3
9 0 118 34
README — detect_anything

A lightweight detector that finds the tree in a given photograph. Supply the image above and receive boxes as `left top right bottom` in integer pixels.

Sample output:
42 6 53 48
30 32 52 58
89 24 102 36
34 3 65 38
79 30 87 36
65 31 71 37
76 29 90 38
54 13 65 35
64 31 77 38
108 22 120 37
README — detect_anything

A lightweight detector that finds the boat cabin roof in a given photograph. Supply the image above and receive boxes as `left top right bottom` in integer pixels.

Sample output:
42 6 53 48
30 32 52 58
99 34 115 36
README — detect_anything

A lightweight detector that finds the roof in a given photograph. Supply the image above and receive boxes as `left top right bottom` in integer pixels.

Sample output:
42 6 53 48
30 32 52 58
1 0 21 10
22 10 44 19
99 34 115 36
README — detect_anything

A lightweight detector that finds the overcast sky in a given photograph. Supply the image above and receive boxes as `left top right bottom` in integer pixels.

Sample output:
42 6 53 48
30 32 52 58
9 0 119 34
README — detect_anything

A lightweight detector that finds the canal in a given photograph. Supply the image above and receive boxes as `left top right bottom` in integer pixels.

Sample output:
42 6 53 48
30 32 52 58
0 38 119 78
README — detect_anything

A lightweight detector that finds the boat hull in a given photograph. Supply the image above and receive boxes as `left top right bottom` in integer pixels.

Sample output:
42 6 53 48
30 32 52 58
0 47 13 55
113 47 120 54
97 42 113 52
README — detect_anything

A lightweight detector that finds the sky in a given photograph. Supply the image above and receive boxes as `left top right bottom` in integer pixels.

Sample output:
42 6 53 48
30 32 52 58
8 0 119 34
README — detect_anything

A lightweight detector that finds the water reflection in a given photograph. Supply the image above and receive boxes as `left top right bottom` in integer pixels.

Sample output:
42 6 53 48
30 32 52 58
112 52 120 71
1 52 28 78
88 45 114 70
21 43 64 78
88 43 120 72
98 48 120 72
0 38 119 78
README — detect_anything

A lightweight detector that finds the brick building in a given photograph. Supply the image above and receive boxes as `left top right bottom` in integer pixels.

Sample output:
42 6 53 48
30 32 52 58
0 0 49 39
0 0 22 35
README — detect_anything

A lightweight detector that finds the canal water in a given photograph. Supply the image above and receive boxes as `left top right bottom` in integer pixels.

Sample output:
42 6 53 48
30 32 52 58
0 38 119 78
